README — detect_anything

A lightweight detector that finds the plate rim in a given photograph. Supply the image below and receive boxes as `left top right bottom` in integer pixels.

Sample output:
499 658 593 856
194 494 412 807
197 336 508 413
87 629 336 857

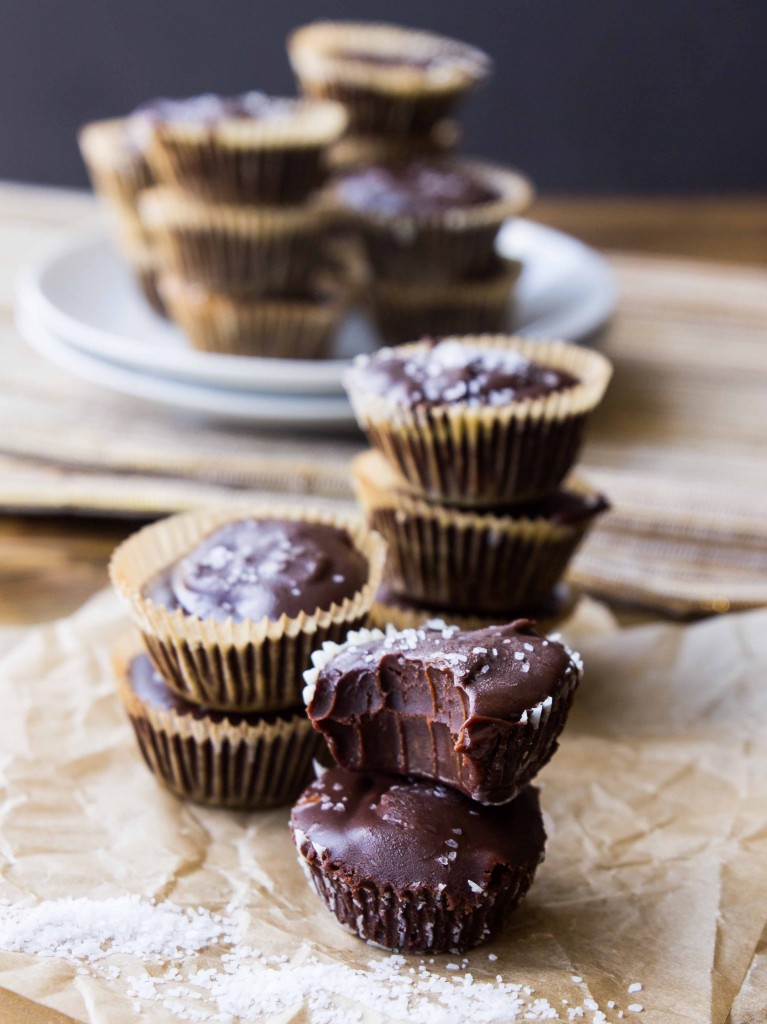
17 219 617 397
15 306 358 430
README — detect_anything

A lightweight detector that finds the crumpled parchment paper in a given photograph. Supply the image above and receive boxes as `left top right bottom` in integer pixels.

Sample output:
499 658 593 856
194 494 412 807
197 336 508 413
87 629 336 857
0 591 765 1023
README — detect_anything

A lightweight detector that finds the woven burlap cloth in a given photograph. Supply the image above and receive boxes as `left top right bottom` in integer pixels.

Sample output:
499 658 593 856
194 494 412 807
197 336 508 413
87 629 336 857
0 591 765 1022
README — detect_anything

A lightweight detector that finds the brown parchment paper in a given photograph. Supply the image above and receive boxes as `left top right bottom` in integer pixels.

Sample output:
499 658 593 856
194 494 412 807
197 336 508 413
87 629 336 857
0 591 766 1023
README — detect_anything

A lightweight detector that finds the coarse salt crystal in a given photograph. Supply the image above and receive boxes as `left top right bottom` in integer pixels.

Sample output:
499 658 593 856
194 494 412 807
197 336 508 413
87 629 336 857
628 983 642 993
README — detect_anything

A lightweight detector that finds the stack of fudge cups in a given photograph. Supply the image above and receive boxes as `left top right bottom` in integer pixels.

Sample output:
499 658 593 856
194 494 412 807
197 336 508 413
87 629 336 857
289 21 532 343
291 618 582 953
108 507 386 809
288 336 614 954
79 118 166 316
287 21 491 170
82 93 353 358
344 335 614 630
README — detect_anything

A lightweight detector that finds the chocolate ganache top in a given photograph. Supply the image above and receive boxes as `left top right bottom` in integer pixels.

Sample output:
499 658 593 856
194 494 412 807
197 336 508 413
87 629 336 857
306 619 577 729
132 92 299 127
142 518 369 623
335 161 499 217
347 339 578 409
127 653 297 725
291 767 545 897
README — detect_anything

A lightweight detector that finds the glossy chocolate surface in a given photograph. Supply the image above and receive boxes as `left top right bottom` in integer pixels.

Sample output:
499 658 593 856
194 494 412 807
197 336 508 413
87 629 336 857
127 652 300 725
335 161 499 216
306 620 581 804
347 339 578 409
133 91 298 126
292 766 544 901
143 518 368 624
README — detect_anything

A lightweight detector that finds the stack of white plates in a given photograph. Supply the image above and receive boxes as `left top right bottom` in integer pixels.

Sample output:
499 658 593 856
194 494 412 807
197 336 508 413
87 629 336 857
15 219 616 431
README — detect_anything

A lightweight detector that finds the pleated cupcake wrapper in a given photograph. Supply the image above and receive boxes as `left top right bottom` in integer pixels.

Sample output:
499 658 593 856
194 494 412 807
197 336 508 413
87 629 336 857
327 120 460 171
79 118 154 209
368 263 520 345
288 22 490 135
295 837 538 953
354 456 603 612
109 505 387 712
146 100 347 205
332 158 533 282
139 186 339 297
114 647 324 809
366 589 576 633
346 335 613 507
158 273 349 358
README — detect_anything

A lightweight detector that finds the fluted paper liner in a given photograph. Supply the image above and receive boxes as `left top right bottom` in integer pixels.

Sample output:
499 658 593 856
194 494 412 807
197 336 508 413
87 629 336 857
159 273 348 358
345 335 613 507
114 642 324 809
146 98 347 205
289 21 491 135
303 625 582 805
139 186 339 297
78 117 154 209
366 588 576 633
369 261 520 344
294 829 541 953
354 449 606 611
331 158 534 282
109 505 386 712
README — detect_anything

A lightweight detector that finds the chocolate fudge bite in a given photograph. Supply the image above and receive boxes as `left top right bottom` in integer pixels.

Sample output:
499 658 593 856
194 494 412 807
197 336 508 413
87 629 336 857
304 620 582 805
117 652 325 809
347 338 578 410
142 518 369 624
291 767 545 953
288 22 491 136
344 335 612 507
331 157 532 281
134 91 347 204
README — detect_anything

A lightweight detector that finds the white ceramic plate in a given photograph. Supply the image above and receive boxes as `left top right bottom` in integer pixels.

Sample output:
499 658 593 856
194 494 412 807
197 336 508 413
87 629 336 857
17 219 616 398
15 309 357 431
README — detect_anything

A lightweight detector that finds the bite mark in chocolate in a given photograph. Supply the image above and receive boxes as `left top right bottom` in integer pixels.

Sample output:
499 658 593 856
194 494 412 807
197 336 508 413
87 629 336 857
304 621 581 804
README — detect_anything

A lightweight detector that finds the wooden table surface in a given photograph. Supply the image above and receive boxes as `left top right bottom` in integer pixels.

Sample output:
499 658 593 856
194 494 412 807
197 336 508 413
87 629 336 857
1 187 766 627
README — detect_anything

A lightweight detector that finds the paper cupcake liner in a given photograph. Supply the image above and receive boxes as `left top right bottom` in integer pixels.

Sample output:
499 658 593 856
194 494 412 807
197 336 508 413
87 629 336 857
158 273 348 358
327 120 460 172
367 583 577 634
331 158 533 282
368 261 520 345
109 505 387 712
304 627 581 805
139 186 339 297
146 99 347 205
346 335 613 507
289 22 491 135
294 834 539 953
354 451 605 611
79 118 154 209
114 645 324 809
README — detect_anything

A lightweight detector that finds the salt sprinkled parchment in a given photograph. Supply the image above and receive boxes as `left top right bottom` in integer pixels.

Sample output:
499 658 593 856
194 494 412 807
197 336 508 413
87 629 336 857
0 590 765 1022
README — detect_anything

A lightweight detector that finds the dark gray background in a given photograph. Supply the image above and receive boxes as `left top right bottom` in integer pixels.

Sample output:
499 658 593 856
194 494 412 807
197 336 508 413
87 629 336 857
3 0 765 193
